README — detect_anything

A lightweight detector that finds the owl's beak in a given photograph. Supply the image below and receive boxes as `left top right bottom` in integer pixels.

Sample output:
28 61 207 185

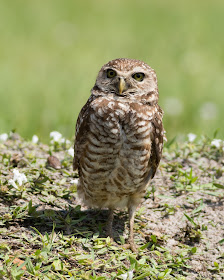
118 77 126 94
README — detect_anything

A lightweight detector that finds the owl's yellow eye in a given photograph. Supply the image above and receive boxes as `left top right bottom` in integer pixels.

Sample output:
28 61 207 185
132 72 145 81
106 69 117 78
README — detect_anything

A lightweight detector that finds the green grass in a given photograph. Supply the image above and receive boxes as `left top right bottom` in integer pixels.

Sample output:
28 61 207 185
0 0 224 141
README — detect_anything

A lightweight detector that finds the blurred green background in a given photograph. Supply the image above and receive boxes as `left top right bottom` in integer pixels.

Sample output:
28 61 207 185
0 0 223 142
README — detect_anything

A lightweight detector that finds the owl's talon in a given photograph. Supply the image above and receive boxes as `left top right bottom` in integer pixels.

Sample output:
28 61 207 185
130 243 137 253
122 241 137 253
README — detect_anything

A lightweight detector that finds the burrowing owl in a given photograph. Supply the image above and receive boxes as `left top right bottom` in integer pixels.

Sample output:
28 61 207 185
73 58 164 251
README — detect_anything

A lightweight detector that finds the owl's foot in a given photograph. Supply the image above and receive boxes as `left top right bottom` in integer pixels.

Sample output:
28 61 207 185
122 239 137 253
123 204 138 252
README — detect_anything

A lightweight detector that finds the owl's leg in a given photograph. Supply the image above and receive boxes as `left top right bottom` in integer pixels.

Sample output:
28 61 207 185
122 205 137 252
106 208 114 238
127 205 137 252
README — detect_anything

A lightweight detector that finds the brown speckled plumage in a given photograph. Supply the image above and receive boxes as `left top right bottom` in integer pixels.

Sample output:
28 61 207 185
73 58 164 251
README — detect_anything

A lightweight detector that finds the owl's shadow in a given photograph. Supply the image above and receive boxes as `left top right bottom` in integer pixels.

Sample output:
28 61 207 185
25 204 127 242
75 208 127 240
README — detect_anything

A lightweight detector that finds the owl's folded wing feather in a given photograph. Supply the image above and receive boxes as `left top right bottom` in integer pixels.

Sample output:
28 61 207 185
147 105 164 180
73 98 93 171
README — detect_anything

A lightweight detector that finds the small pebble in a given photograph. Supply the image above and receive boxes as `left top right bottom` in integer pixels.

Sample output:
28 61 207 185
47 155 61 169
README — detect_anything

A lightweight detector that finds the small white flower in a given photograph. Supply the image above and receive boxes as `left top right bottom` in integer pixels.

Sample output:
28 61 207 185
211 139 223 148
50 131 71 145
61 138 71 145
8 179 18 189
127 271 134 280
187 133 197 142
12 169 27 186
70 178 79 185
120 273 128 280
50 131 63 142
32 135 39 144
0 133 8 142
67 147 74 157
120 271 134 280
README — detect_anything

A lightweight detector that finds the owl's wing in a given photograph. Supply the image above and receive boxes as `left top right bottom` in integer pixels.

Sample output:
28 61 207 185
147 105 164 179
73 98 93 171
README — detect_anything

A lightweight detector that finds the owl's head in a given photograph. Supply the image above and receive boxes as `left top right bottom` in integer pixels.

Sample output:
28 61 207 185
93 58 159 104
